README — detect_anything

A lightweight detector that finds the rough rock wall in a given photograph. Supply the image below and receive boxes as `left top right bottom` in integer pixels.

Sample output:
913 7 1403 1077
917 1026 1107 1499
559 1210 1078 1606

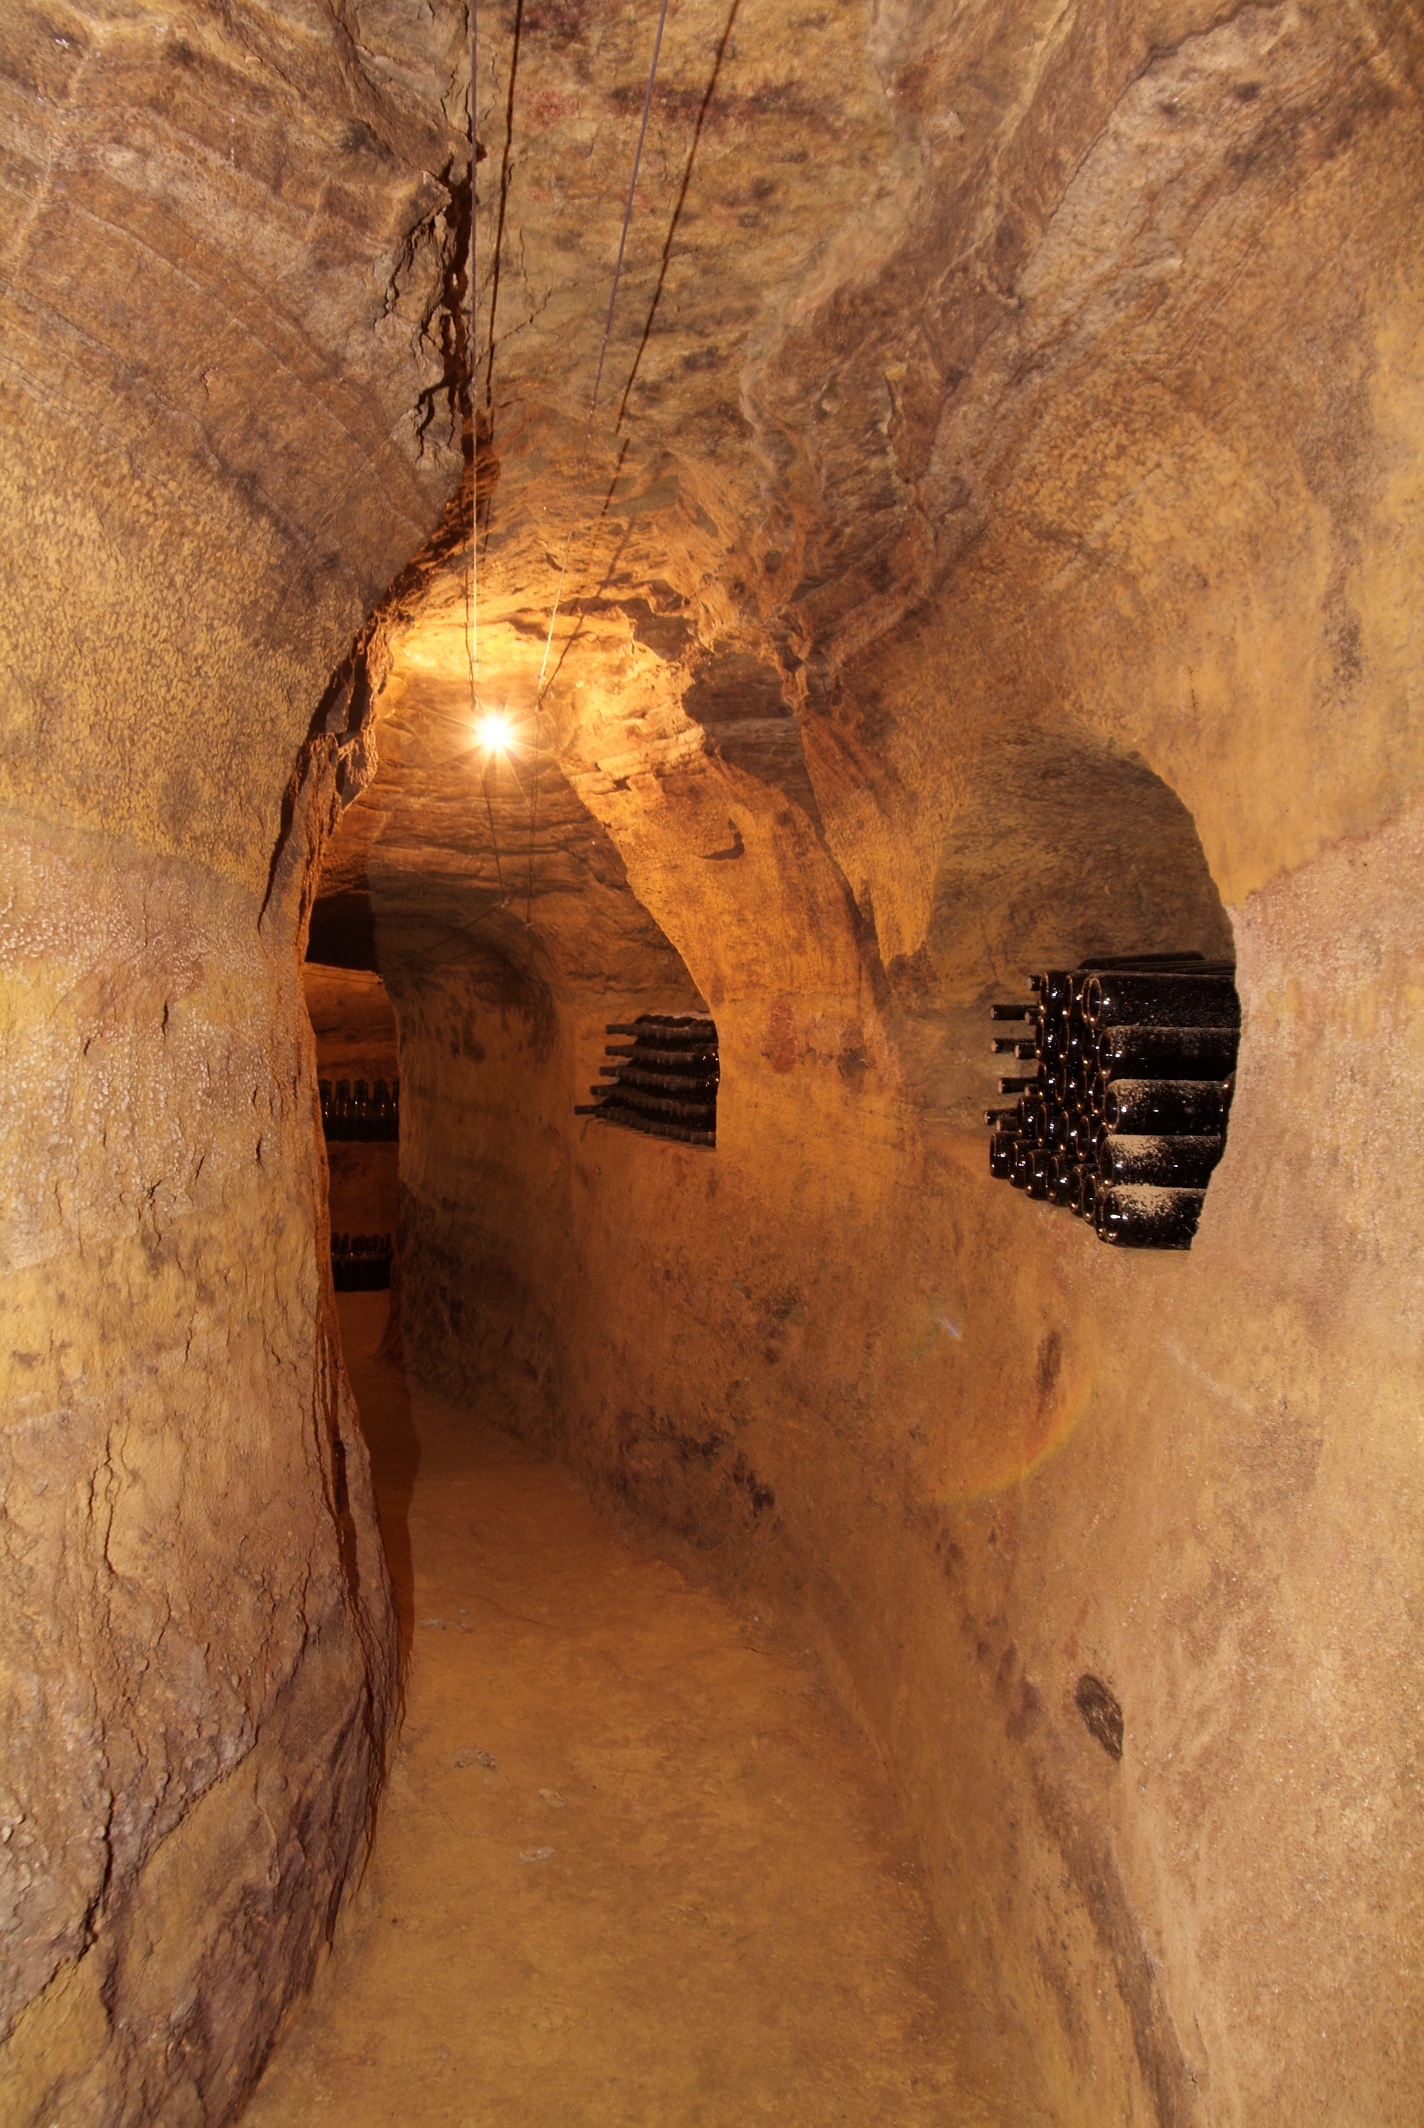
0 2 462 2117
382 1 1424 2120
303 966 400 1237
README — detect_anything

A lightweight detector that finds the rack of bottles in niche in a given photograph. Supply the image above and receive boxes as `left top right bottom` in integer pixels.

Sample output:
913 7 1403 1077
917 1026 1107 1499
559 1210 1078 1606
575 1016 718 1147
331 1233 393 1290
985 954 1239 1249
319 1076 399 1141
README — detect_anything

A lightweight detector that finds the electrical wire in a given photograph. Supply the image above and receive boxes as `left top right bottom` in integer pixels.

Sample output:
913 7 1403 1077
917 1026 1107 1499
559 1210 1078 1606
481 757 508 904
615 0 739 431
581 0 671 459
521 0 672 924
482 0 524 427
467 0 480 745
472 0 672 926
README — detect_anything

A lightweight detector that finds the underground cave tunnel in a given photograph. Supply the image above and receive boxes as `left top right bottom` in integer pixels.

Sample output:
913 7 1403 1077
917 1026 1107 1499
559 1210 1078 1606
4 0 1424 2123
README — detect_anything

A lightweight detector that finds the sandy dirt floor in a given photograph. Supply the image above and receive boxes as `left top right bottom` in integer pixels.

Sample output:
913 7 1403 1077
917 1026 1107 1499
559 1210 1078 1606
239 1293 1003 2127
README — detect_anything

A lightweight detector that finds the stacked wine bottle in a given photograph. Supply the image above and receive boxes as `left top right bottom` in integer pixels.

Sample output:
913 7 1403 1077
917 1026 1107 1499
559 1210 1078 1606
331 1232 393 1290
574 1016 718 1147
985 953 1238 1249
320 1076 399 1141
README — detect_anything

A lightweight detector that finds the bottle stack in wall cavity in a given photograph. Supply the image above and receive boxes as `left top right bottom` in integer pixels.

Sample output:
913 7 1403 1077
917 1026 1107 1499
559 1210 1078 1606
320 1077 399 1141
985 953 1239 1249
331 1233 393 1290
575 1017 718 1147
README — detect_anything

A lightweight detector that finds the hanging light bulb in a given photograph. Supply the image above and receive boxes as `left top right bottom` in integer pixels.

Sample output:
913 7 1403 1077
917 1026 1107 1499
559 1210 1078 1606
476 710 515 754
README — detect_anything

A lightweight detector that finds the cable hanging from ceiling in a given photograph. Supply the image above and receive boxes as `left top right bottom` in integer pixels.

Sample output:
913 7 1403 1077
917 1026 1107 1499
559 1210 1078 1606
469 0 672 926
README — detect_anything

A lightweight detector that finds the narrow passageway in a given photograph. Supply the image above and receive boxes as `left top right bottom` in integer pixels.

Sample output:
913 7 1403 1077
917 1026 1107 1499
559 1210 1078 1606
241 1295 1002 2127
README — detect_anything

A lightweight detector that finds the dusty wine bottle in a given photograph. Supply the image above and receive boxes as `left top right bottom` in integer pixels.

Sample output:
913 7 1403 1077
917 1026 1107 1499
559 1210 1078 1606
608 1019 717 1047
1083 970 1240 1031
1104 1078 1231 1135
1026 1149 1054 1200
1051 1058 1091 1105
1095 1024 1239 1080
1067 1110 1100 1161
1032 970 1077 1013
1079 952 1211 970
1095 1184 1206 1250
1022 1090 1051 1136
1043 1104 1071 1152
986 950 1235 1246
1096 1134 1224 1188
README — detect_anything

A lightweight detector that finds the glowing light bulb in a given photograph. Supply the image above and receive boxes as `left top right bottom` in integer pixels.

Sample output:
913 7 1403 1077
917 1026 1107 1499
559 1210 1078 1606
476 711 514 754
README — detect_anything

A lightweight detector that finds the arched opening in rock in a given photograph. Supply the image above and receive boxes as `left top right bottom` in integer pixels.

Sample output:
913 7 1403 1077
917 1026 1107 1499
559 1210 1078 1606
887 727 1237 1123
303 963 400 1289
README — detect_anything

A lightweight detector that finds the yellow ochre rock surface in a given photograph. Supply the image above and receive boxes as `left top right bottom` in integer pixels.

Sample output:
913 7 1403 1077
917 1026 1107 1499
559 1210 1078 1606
3 0 1424 2120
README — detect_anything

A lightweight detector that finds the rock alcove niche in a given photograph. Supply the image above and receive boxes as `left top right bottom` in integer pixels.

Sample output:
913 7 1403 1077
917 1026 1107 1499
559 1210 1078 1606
3 1 1424 2124
886 725 1237 1125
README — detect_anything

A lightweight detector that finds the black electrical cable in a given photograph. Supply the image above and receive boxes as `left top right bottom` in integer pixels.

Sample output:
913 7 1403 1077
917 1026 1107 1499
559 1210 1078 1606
522 0 672 926
481 755 508 906
581 0 671 455
482 0 524 426
531 0 672 703
467 0 480 740
469 0 672 926
615 0 738 431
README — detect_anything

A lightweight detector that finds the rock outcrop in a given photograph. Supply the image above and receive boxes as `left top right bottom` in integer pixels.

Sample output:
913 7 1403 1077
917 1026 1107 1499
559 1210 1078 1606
0 1 464 2116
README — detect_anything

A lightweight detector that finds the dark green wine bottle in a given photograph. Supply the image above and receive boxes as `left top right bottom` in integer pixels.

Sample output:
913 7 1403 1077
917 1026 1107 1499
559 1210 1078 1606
1079 952 1225 971
1095 1184 1205 1249
1104 1078 1231 1135
1084 971 1240 1030
1096 1024 1239 1079
1068 1111 1103 1161
1032 970 1077 1013
1026 1149 1054 1200
1096 1134 1223 1188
